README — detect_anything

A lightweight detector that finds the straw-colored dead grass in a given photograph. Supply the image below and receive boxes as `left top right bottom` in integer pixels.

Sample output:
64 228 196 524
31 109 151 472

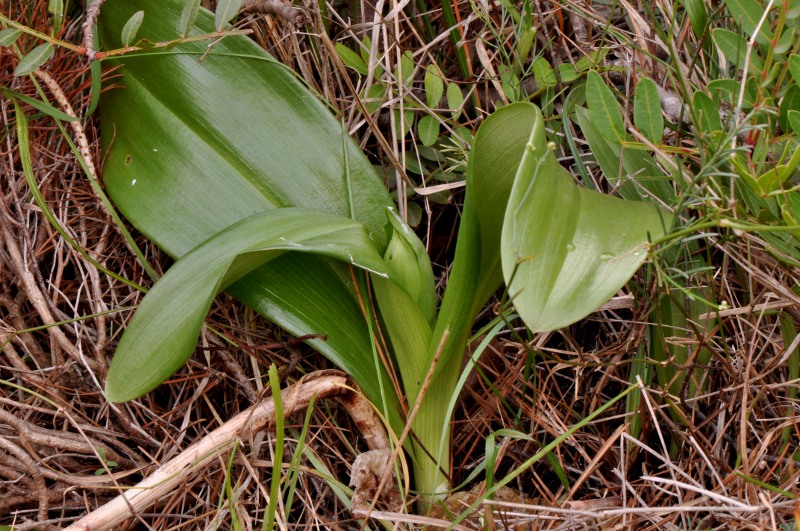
1 0 799 529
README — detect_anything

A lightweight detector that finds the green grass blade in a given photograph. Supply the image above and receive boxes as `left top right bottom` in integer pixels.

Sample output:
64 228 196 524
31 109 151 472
448 385 638 528
263 364 284 530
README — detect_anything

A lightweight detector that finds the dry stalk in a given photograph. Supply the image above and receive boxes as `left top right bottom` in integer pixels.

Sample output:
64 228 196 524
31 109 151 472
64 370 388 531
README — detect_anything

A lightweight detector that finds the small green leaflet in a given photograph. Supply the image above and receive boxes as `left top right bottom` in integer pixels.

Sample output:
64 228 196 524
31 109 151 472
586 70 625 142
215 0 243 31
121 11 145 47
0 28 22 46
179 0 202 36
447 82 464 119
424 64 444 108
633 77 663 144
14 43 54 76
417 115 439 146
334 42 368 75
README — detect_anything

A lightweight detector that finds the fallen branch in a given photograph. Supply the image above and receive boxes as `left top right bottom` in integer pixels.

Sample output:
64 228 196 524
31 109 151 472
65 370 389 531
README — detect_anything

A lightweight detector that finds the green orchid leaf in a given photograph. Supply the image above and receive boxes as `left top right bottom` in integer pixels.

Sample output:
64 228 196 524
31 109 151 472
408 103 541 501
500 103 670 332
98 0 408 420
105 209 391 402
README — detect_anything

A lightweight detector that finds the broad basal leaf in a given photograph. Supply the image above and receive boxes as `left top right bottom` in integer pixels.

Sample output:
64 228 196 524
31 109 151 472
500 103 670 332
105 209 391 402
98 0 413 421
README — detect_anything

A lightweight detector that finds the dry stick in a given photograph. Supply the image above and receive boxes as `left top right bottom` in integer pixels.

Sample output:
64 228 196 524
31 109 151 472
317 30 413 190
0 408 135 470
1 222 102 372
0 436 49 521
64 370 388 531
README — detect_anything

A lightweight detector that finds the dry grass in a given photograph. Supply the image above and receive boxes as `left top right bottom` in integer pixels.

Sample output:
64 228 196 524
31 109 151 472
1 0 799 529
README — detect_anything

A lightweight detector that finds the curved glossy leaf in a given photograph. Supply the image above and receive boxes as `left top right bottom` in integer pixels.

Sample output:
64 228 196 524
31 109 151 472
98 0 406 419
106 209 390 402
500 103 670 332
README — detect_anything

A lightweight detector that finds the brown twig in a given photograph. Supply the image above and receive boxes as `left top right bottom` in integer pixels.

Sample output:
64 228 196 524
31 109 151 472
81 0 107 61
0 436 49 522
64 370 388 530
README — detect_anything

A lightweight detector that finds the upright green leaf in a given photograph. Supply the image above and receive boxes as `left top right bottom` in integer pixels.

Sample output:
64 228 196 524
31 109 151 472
48 0 64 34
586 70 625 142
120 10 144 46
712 28 764 72
693 91 722 132
424 63 444 108
179 0 201 36
501 104 669 332
447 82 464 119
725 0 773 44
680 0 708 39
215 0 242 31
789 55 800 84
633 77 663 144
14 43 54 76
411 104 538 501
